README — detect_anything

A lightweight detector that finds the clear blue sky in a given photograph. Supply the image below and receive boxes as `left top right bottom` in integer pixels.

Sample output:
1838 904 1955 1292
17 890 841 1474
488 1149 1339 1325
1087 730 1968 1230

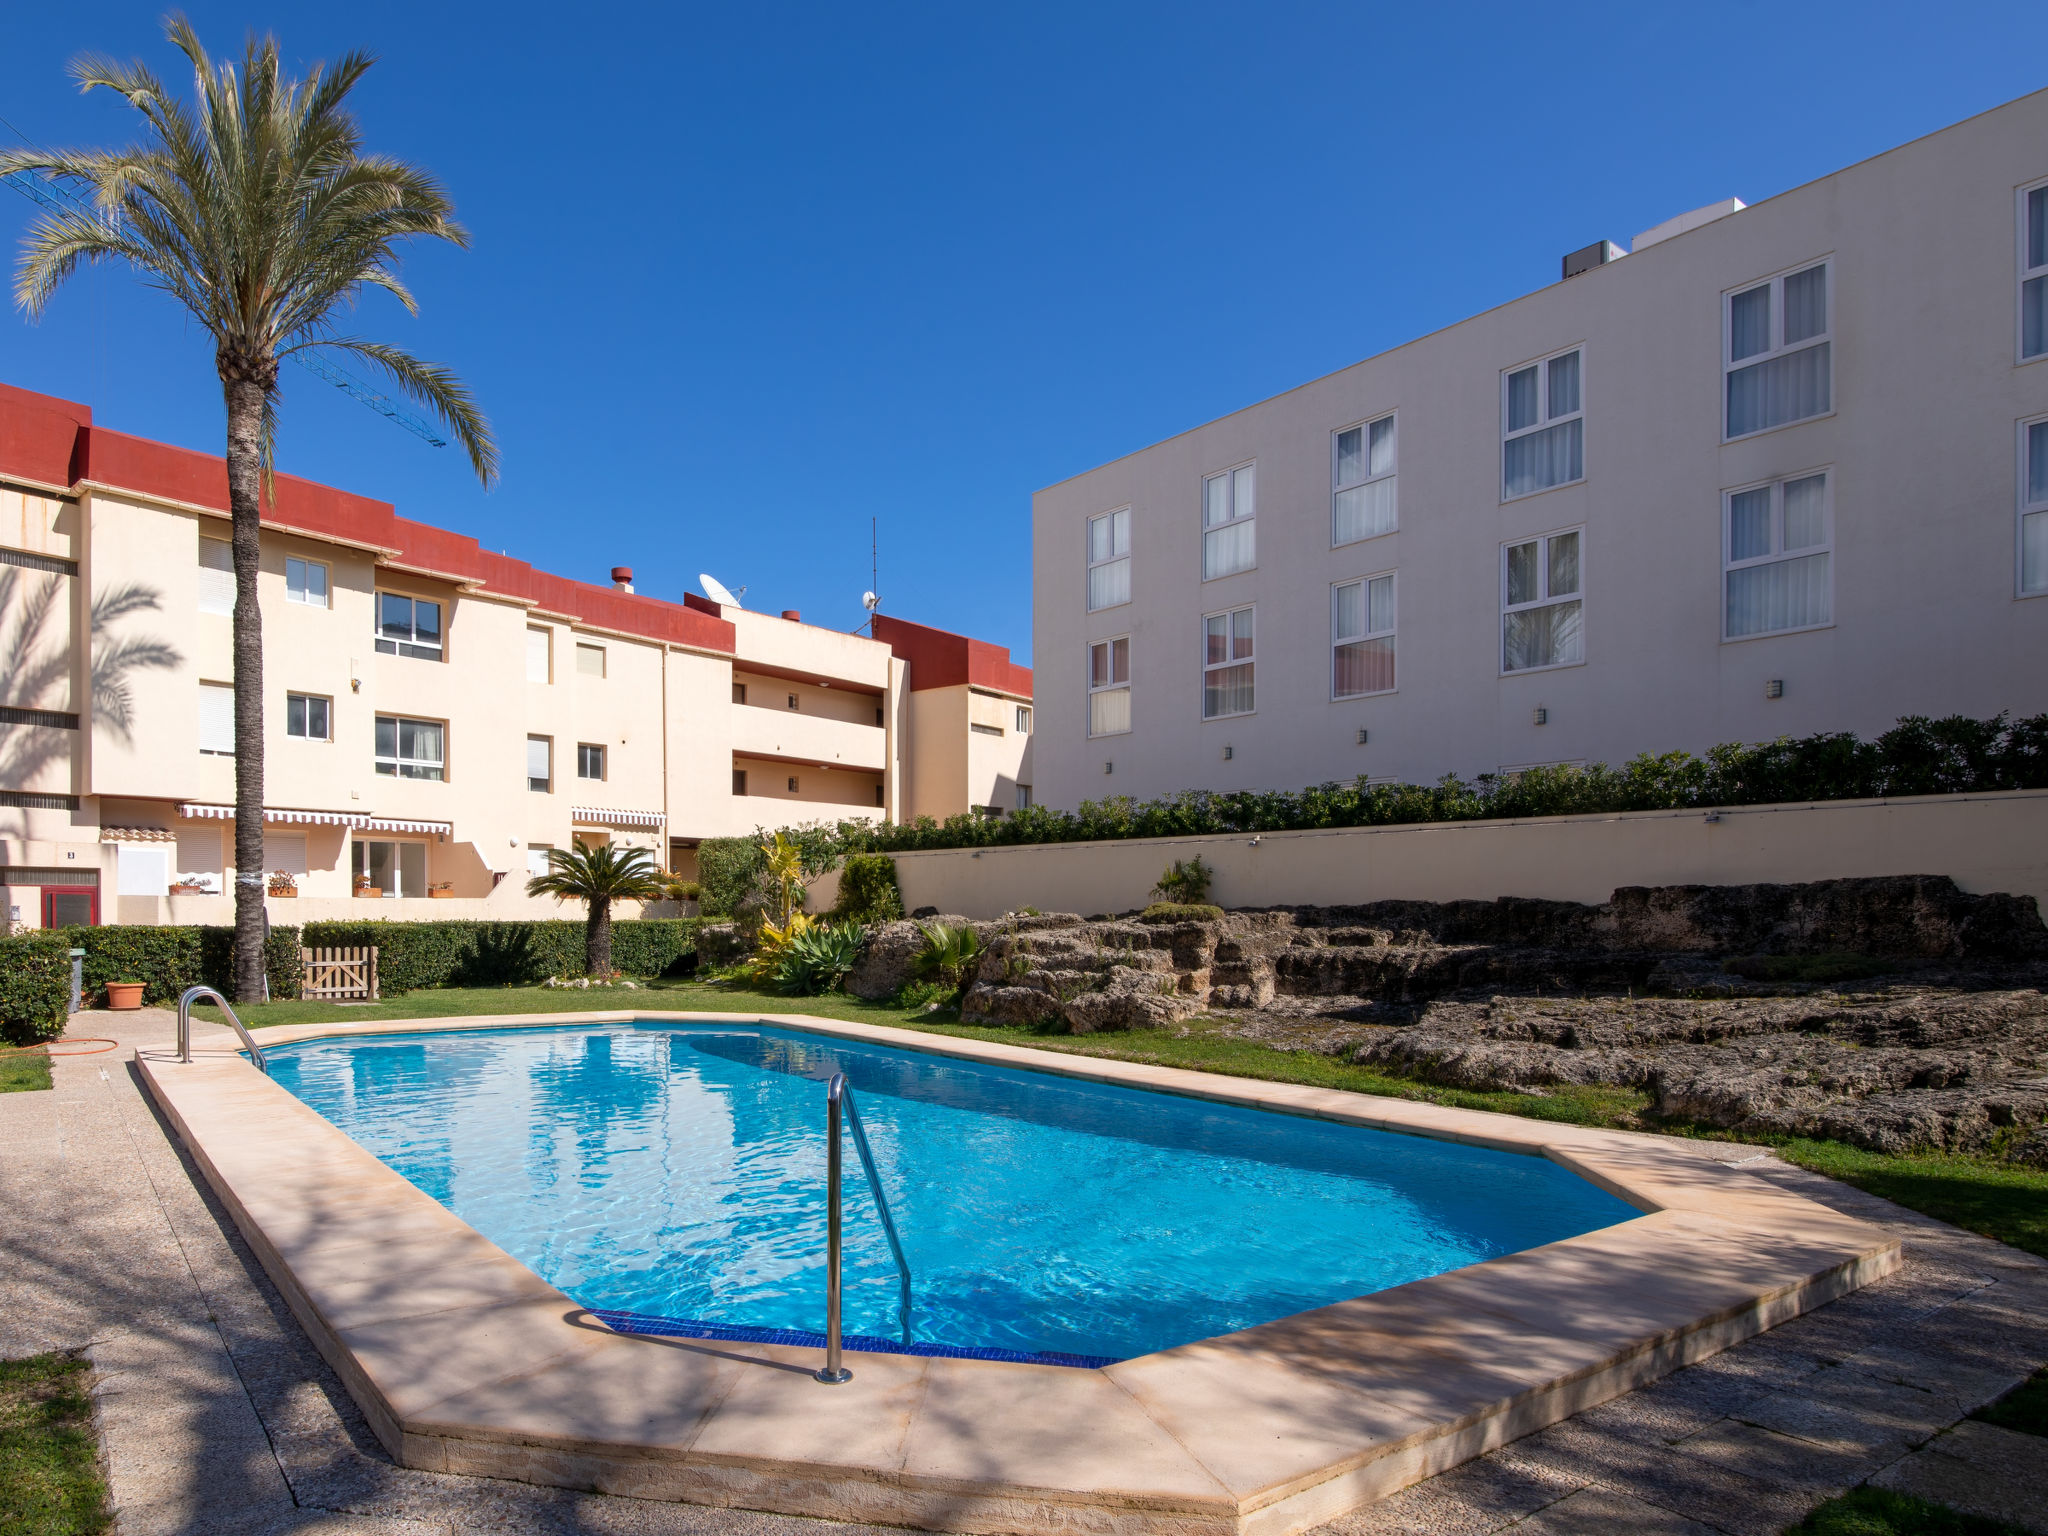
4 3 2045 664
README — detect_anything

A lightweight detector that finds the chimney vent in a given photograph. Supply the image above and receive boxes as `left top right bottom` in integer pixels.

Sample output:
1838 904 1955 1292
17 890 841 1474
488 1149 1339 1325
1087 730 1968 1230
781 609 800 622
1562 240 1626 281
610 566 634 592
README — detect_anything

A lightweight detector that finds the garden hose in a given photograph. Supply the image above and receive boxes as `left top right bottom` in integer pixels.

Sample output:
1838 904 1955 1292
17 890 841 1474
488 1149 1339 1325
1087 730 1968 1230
0 1038 120 1056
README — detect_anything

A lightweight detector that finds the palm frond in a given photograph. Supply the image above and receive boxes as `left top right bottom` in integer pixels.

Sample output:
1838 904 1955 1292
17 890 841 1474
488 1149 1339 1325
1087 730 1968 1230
297 337 498 484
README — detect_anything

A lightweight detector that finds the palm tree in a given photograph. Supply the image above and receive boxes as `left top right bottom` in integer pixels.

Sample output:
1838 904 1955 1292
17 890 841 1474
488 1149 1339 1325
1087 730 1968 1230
526 843 667 978
2 17 496 1001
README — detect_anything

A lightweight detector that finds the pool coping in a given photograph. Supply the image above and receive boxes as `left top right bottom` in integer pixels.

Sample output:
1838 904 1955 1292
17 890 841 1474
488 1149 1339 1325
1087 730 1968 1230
139 1010 1902 1536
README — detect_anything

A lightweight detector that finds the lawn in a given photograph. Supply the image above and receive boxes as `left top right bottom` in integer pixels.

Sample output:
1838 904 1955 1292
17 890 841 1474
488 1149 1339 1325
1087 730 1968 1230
223 977 2048 1260
0 1354 109 1536
1781 1487 2028 1536
0 1049 53 1094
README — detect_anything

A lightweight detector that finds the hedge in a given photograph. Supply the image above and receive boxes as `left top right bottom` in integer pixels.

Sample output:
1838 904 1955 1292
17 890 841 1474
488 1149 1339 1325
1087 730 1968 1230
832 854 904 923
69 923 303 1006
297 918 702 992
0 933 73 1044
763 713 2048 859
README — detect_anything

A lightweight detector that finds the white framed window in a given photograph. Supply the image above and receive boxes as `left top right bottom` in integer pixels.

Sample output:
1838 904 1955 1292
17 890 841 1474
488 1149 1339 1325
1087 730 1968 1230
1502 349 1583 499
1501 529 1583 673
578 742 606 780
1201 463 1255 579
2022 416 2048 595
1333 415 1396 544
1332 573 1395 698
526 626 552 683
577 642 607 677
526 844 554 877
1015 705 1031 734
198 681 234 755
285 557 329 607
1087 509 1131 611
527 735 552 792
1202 606 1254 718
263 832 308 877
1016 783 1032 811
198 536 234 616
375 592 443 660
1724 471 1833 639
2023 181 2048 362
1725 259 1832 438
1087 637 1130 737
353 838 426 898
286 692 331 740
374 715 444 780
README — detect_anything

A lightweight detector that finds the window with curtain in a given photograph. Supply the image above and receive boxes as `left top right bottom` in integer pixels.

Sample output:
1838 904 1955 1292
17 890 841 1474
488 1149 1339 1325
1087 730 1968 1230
1501 530 1583 672
2024 183 2048 362
374 715 444 779
198 682 235 754
1201 463 1256 579
1333 415 1397 544
1332 574 1395 698
527 735 552 792
198 536 234 616
1087 637 1130 736
1726 261 1832 438
1202 607 1255 718
1087 509 1130 611
286 693 330 740
1501 350 1584 499
285 557 328 606
1724 472 1832 638
375 593 443 659
2023 418 2048 595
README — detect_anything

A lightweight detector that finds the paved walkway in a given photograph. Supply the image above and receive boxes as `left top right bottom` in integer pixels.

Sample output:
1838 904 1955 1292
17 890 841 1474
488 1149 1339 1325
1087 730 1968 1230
3 1008 2044 1536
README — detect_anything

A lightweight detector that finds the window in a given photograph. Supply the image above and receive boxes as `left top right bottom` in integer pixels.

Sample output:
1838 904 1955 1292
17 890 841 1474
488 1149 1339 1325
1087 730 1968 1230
732 682 748 705
875 706 886 726
286 693 330 741
576 643 606 677
2023 182 2048 361
1502 350 1584 498
577 743 606 780
285 557 328 607
375 593 443 660
1016 705 1031 734
175 826 221 892
263 832 308 878
374 715 444 780
874 784 887 808
353 839 426 898
526 627 551 683
786 693 799 710
1333 415 1396 544
527 735 552 792
787 775 800 793
1724 473 1832 638
1201 464 1255 579
1332 574 1395 698
1726 261 1831 438
733 768 748 795
527 844 553 877
970 722 1002 736
198 536 234 616
1502 530 1584 672
2022 418 2048 594
1088 637 1130 737
1087 509 1131 611
1016 783 1033 811
199 681 234 755
1202 606 1255 718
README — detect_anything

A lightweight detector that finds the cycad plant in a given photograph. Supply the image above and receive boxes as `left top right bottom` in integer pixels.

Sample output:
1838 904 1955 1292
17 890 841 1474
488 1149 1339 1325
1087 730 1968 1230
526 843 666 977
2 18 495 1000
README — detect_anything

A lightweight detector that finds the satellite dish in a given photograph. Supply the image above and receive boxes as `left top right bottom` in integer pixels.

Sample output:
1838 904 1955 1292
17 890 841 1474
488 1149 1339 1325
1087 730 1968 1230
699 573 745 609
861 590 880 613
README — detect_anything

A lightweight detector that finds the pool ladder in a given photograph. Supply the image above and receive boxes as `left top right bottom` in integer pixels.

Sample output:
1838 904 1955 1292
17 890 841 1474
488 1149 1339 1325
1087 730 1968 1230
175 985 270 1074
816 1071 911 1384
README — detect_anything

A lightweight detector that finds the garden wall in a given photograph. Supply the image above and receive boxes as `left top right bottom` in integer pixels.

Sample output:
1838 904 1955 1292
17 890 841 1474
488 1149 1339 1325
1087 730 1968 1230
812 789 2048 919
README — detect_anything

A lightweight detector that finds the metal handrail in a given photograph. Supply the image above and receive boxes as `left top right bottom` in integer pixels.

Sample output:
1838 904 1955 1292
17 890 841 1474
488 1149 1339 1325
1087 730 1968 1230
176 985 269 1075
815 1071 912 1384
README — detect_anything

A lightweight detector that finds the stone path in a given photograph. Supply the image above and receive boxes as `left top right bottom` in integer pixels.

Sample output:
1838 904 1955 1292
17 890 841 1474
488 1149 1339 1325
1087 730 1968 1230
3 1009 2044 1536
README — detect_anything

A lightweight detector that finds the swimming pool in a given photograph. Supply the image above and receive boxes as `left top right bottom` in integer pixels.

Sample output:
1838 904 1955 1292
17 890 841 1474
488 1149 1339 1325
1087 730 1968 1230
267 1021 1637 1364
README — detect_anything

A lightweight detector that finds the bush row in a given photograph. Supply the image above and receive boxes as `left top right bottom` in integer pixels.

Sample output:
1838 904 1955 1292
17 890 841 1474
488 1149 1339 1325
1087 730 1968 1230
0 924 304 1042
298 918 703 992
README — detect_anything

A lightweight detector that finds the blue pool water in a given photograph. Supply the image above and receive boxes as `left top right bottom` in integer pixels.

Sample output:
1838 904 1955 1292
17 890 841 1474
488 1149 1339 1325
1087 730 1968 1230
266 1022 1637 1362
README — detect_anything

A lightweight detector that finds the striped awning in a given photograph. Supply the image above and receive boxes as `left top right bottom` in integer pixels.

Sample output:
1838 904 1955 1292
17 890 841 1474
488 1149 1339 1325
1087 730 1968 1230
100 824 177 842
571 805 666 829
177 803 452 836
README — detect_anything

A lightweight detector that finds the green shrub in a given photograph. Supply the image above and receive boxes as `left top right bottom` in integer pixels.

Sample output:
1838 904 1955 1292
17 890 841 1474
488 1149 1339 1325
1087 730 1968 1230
833 854 904 923
65 923 301 1006
913 922 983 992
1722 953 1893 984
1151 857 1214 905
298 918 700 991
1140 902 1224 924
0 933 70 1044
774 921 869 996
696 837 766 918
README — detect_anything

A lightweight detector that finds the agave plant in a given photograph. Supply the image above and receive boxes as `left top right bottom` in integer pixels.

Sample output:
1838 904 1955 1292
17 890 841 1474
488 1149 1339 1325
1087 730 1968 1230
774 921 870 997
912 922 984 991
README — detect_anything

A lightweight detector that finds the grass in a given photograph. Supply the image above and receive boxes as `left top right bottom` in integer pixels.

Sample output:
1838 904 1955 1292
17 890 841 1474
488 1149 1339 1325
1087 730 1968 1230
0 1354 110 1536
1971 1366 2048 1438
0 1048 53 1093
1775 1139 2048 1260
1781 1487 2029 1536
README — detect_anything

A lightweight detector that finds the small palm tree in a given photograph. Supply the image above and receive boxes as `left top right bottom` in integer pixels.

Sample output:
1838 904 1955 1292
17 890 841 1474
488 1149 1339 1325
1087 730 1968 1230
526 843 666 977
2 17 496 1001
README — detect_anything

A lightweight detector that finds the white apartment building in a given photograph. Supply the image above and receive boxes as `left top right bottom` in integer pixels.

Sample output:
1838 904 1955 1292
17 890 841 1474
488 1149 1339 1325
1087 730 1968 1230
1031 88 2048 810
0 382 1029 927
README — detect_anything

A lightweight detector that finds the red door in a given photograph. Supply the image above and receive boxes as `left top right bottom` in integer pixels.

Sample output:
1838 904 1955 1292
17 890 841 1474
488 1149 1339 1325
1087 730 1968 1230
41 887 98 927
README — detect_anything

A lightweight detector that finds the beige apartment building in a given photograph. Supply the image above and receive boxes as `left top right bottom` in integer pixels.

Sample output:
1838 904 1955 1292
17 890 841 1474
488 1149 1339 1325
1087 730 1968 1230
1032 88 2048 810
0 382 1029 928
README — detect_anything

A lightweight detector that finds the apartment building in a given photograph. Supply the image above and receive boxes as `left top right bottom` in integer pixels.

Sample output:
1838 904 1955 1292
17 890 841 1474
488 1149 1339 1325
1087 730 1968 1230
1032 88 2048 810
871 614 1034 819
0 381 1028 927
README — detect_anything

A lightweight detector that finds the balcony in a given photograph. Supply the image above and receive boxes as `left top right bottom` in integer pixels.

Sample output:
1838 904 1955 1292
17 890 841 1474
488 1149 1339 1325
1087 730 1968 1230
730 705 886 772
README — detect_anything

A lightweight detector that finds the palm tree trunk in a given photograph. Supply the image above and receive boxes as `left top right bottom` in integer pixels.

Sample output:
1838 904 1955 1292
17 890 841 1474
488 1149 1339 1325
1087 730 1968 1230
587 897 613 977
223 374 269 1003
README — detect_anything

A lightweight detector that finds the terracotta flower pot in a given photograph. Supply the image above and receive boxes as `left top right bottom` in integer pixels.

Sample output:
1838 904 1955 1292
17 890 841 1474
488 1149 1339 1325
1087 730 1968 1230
106 982 145 1011
428 888 456 898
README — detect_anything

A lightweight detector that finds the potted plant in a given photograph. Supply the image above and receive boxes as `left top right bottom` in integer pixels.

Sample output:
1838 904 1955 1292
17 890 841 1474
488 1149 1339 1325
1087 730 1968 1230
428 881 456 899
353 874 381 898
105 980 146 1010
267 870 298 897
168 880 210 895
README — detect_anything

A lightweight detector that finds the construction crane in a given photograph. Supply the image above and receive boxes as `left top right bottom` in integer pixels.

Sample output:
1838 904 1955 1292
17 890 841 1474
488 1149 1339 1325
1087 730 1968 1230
0 150 450 449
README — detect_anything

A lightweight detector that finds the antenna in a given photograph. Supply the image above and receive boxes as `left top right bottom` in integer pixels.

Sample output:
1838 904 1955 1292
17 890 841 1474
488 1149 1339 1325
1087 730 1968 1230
699 573 746 609
861 517 880 632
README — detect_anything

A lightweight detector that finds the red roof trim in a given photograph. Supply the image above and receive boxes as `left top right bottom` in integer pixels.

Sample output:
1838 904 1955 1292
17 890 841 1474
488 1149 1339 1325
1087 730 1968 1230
872 613 1033 698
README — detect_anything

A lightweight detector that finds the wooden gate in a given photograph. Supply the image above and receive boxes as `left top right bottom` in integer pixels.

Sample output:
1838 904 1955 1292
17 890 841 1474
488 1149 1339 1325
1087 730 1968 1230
301 946 379 1001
